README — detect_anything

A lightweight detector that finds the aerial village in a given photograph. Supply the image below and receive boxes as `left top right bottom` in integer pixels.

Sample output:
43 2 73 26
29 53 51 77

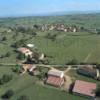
0 22 100 100
15 42 100 100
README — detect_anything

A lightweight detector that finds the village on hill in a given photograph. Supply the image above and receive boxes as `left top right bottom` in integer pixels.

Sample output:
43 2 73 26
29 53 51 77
0 15 100 100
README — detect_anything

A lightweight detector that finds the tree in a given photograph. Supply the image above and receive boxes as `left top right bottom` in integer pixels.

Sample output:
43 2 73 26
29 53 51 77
96 64 100 70
5 52 10 57
0 74 13 85
32 32 37 36
12 65 21 73
1 89 14 99
17 53 25 60
96 86 100 97
80 26 85 32
2 74 12 83
67 59 79 65
34 24 39 29
11 39 27 48
97 32 100 35
45 33 57 41
1 36 7 41
0 78 4 85
17 95 30 100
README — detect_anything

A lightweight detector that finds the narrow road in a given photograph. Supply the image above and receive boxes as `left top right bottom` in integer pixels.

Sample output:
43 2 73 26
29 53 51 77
64 65 72 73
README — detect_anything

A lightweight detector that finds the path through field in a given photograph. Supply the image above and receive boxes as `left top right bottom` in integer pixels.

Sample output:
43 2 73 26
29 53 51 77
84 50 93 62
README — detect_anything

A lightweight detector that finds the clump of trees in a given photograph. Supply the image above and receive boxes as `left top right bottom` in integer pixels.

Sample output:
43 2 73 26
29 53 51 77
0 74 13 85
17 53 26 60
17 95 30 100
1 36 7 41
9 25 38 37
0 52 11 59
95 85 100 97
11 39 27 48
67 59 79 65
45 33 57 41
1 89 14 99
12 65 21 74
36 67 48 80
5 52 11 57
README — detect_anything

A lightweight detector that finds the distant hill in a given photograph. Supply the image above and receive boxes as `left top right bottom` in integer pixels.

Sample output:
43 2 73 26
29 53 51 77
0 12 100 29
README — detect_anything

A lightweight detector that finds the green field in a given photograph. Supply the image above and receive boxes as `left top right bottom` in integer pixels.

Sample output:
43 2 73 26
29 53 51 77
0 30 100 64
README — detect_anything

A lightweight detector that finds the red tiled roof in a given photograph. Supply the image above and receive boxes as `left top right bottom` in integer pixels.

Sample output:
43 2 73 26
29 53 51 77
17 47 30 54
73 80 96 97
46 76 64 87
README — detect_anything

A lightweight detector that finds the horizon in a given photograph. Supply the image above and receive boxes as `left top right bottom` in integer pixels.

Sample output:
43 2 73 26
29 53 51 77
0 0 100 17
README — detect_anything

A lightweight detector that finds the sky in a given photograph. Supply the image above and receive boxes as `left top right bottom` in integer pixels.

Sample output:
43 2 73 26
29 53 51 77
0 0 100 17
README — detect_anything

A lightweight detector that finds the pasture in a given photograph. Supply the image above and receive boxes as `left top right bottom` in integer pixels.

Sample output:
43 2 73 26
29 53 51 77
0 29 100 65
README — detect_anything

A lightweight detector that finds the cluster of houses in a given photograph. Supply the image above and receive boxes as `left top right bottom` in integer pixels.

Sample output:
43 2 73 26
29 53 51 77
41 24 79 32
16 46 100 99
19 63 98 99
17 46 45 63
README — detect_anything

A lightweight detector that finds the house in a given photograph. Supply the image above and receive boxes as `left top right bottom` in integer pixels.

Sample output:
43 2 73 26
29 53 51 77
21 64 36 73
21 64 32 72
49 25 55 31
77 65 97 78
72 80 96 98
72 28 77 32
46 70 64 87
17 47 33 57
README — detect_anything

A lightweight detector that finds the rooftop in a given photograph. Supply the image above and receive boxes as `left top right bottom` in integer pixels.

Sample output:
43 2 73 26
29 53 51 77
73 80 96 97
48 70 64 78
78 66 97 74
17 47 30 54
46 75 64 87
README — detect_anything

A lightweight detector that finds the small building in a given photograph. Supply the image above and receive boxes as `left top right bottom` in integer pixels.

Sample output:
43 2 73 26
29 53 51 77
17 47 33 57
46 70 64 87
21 64 32 72
77 65 97 78
27 44 35 48
73 80 96 98
21 64 36 73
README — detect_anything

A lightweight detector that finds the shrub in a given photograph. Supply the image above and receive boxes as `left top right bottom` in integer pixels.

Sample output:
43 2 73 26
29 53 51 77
0 74 13 85
17 95 30 100
96 86 100 97
1 89 14 99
